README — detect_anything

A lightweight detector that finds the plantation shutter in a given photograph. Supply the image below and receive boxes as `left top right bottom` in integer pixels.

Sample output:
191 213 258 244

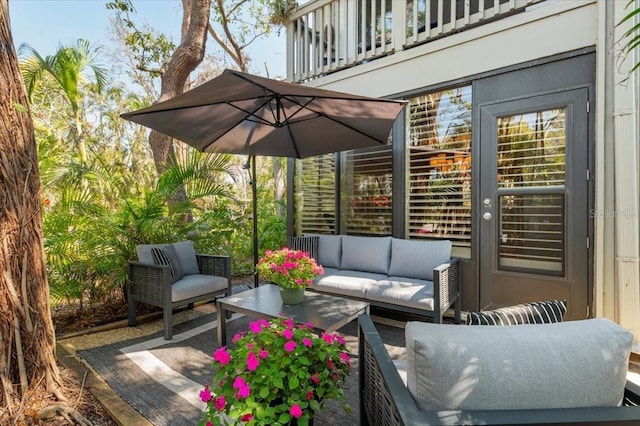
297 154 337 235
343 145 393 236
496 109 566 274
407 86 472 255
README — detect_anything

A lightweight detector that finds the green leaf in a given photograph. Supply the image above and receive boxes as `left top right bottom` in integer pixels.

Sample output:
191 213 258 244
289 375 300 389
273 376 284 389
298 355 311 365
259 387 270 398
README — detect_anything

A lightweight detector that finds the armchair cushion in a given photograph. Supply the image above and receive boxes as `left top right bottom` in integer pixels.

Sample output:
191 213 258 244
406 318 633 411
172 240 200 275
171 274 228 302
151 246 184 283
466 299 567 325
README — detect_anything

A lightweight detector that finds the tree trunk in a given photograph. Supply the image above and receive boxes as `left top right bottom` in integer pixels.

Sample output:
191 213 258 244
0 0 64 418
150 0 211 177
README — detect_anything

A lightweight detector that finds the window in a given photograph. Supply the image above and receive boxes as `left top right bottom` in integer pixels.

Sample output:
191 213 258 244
407 86 472 256
342 145 393 235
296 154 337 235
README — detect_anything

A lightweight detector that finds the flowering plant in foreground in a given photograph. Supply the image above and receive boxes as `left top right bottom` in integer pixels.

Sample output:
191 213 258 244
256 247 324 290
200 316 351 426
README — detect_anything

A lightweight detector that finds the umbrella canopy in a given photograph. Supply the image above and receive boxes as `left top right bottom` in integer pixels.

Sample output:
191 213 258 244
121 69 407 287
121 69 406 159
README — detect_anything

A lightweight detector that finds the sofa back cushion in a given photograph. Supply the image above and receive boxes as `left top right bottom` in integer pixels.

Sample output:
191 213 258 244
405 318 633 411
315 234 342 269
341 236 392 275
388 238 452 281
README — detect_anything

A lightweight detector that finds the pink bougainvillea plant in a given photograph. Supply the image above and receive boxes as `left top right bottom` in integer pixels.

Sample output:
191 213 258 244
256 248 324 290
200 316 351 425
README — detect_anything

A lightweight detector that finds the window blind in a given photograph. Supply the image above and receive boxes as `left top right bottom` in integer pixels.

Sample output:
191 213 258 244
343 145 393 235
297 154 337 235
407 86 472 252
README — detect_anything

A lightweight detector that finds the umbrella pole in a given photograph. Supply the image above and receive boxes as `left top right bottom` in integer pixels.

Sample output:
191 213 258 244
251 155 259 288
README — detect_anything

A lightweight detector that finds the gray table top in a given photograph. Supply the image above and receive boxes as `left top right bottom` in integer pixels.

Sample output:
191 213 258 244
217 284 369 332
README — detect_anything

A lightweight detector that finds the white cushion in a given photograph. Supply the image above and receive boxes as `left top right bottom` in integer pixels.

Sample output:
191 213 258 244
388 238 451 281
172 240 200 275
313 270 385 298
341 235 392 275
366 277 434 311
405 318 633 411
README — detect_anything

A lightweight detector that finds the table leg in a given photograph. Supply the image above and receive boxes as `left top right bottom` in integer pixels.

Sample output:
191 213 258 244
217 301 227 346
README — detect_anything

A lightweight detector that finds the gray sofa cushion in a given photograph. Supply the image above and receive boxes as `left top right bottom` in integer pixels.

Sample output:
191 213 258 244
405 318 633 411
366 277 435 311
172 240 200 275
388 238 452 281
341 235 392 275
313 270 386 298
315 234 342 268
171 274 228 303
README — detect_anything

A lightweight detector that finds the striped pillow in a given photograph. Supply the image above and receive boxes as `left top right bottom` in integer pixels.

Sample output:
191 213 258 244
466 300 567 325
286 236 319 262
151 246 184 284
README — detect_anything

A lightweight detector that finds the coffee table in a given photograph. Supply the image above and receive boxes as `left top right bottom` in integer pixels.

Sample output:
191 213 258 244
216 284 369 346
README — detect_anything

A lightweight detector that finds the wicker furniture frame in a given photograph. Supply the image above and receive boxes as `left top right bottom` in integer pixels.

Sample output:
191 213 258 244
358 314 640 425
127 254 232 340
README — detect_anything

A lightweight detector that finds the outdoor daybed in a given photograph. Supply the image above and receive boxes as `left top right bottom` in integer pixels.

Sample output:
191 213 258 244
358 313 640 425
288 235 460 323
127 241 232 340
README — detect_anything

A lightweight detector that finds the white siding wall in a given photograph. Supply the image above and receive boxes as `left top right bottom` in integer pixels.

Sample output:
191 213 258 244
301 1 597 97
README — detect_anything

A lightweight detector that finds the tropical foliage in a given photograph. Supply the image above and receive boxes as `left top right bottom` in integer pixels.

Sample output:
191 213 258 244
619 0 640 72
19 38 287 311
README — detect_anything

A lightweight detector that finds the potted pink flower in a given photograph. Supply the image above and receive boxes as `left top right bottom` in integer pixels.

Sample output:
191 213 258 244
256 248 324 304
200 316 351 425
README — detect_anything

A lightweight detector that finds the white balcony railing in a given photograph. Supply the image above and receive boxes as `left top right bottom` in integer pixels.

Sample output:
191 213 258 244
286 0 546 83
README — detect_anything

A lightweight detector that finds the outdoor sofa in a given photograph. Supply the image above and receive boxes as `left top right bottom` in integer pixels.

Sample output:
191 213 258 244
358 313 640 425
127 240 232 340
287 234 460 323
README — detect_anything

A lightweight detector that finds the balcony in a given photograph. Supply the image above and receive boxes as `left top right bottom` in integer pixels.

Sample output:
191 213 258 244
286 0 547 83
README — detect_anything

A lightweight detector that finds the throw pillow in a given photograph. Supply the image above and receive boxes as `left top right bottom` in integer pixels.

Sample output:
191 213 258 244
465 299 567 325
286 236 319 262
172 240 200 275
151 245 184 283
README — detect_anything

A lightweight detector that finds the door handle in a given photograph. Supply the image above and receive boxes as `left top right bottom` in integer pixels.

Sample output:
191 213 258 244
483 212 492 221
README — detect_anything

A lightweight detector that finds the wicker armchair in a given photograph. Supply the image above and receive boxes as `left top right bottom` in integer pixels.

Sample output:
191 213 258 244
127 254 231 340
358 314 640 425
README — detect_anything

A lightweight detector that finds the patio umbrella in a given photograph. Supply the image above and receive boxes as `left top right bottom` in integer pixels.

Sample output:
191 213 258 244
121 69 407 286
